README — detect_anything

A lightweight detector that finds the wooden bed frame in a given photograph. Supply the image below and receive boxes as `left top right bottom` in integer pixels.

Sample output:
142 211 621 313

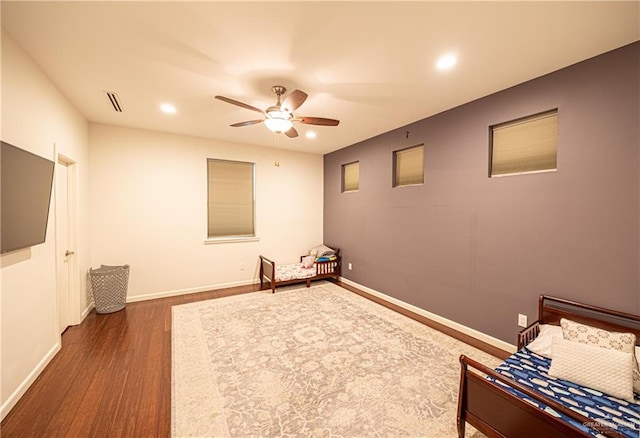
259 248 341 293
457 295 640 438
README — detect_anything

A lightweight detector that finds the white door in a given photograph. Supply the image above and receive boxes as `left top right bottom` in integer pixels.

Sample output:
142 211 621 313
56 159 72 333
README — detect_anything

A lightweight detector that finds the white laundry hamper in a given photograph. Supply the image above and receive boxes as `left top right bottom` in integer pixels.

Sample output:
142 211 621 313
89 264 130 314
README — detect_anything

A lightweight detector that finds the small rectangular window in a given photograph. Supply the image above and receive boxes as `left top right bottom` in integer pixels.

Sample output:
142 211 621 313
490 110 558 177
342 161 359 192
393 144 424 187
207 159 255 239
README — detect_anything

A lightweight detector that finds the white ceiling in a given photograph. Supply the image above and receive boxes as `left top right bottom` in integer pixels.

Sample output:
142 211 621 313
2 1 638 155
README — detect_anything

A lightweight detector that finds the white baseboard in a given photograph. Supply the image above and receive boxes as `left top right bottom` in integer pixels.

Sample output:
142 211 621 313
126 279 260 303
1 341 61 421
339 277 516 354
80 303 93 320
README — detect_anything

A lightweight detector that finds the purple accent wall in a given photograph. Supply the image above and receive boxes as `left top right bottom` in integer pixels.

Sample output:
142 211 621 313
323 42 639 345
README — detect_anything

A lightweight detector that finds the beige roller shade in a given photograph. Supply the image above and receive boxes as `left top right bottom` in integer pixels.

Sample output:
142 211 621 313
491 111 558 176
207 159 255 238
342 161 359 192
394 144 424 187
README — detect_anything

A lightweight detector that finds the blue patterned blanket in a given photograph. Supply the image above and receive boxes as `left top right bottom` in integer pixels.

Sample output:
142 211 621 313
491 349 640 438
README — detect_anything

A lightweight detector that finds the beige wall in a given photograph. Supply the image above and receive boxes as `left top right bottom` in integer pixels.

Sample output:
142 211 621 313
1 32 91 418
89 124 324 300
1 29 324 419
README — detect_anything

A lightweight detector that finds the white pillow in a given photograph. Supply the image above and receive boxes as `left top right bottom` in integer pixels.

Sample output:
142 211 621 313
526 324 563 358
561 318 636 350
309 244 335 258
637 346 640 395
301 255 315 268
560 318 639 395
549 337 634 402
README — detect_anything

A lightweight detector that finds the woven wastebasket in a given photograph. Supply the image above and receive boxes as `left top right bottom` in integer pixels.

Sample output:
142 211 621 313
89 264 130 314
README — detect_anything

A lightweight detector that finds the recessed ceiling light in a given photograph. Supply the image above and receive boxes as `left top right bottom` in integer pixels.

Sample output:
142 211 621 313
436 54 457 71
306 131 317 139
160 103 176 114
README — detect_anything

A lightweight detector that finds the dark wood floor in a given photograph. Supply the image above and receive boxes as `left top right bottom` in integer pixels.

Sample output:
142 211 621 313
1 281 508 437
1 283 260 438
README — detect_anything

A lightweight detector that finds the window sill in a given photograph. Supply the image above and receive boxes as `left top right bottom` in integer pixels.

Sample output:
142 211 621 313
491 168 557 178
393 183 424 188
204 236 259 245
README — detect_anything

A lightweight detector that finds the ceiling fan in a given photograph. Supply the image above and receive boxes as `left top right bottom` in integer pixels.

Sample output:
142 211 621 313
215 86 340 138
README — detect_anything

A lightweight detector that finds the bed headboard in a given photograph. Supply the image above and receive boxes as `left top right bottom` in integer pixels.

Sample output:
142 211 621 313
538 295 640 346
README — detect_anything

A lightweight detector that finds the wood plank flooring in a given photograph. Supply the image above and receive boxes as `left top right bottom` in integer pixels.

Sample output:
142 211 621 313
1 284 259 438
1 281 508 437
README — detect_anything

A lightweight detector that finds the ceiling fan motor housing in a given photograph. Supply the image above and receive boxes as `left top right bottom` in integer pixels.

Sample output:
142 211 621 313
271 85 287 97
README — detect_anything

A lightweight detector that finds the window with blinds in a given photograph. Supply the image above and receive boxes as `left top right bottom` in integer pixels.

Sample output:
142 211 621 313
342 161 359 192
490 110 558 177
207 159 255 239
393 144 424 187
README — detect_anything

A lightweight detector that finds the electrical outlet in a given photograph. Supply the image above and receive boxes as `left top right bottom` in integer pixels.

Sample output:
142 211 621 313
348 263 353 270
239 263 245 271
518 313 528 328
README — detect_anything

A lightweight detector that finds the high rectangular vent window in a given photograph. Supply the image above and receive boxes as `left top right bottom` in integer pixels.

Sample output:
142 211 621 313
490 110 558 177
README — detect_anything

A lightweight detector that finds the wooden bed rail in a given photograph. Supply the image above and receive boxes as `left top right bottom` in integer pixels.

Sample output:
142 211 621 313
458 355 627 438
517 321 540 350
316 259 340 276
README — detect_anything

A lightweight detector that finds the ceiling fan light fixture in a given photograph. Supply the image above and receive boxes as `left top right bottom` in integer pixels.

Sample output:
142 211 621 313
264 110 293 133
264 117 293 133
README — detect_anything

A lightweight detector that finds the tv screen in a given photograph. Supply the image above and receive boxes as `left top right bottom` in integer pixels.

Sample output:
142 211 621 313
1 141 55 254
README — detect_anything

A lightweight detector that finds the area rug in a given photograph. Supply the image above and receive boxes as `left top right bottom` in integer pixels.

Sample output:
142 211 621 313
172 282 501 437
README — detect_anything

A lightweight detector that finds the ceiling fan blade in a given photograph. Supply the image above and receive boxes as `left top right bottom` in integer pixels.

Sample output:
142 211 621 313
282 89 308 112
298 117 340 126
284 126 299 138
215 95 263 113
230 120 264 127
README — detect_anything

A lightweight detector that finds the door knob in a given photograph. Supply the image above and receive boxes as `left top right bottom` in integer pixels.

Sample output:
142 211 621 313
65 250 75 257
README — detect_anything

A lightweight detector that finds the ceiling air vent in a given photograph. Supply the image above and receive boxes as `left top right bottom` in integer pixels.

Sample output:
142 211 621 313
104 91 123 112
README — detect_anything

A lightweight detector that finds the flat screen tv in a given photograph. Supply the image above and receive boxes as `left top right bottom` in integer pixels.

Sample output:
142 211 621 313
1 141 55 254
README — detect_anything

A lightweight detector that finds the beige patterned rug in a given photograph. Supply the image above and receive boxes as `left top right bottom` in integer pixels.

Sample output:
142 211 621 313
172 282 501 437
